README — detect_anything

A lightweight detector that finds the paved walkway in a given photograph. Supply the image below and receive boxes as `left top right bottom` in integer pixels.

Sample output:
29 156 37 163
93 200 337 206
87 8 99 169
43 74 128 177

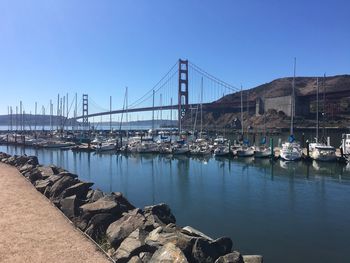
0 163 110 263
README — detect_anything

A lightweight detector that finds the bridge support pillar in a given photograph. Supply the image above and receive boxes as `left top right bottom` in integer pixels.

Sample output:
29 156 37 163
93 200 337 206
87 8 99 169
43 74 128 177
178 59 189 132
82 94 89 130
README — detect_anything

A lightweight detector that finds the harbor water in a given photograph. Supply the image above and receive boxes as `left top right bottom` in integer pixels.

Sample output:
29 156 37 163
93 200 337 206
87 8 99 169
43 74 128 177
1 144 350 263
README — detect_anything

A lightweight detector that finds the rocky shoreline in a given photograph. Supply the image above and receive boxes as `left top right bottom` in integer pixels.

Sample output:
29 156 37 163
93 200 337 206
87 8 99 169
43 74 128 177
0 152 263 263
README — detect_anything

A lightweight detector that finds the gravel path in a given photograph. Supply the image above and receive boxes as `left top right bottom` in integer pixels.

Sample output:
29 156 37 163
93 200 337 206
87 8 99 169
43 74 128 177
0 163 110 263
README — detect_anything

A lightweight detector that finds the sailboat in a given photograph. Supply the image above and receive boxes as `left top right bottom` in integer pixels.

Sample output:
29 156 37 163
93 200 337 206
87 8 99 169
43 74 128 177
236 86 254 157
309 77 336 161
280 58 302 161
254 84 272 158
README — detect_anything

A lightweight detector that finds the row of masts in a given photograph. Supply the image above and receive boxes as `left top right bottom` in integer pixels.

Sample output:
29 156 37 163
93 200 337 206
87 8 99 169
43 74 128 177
6 93 78 132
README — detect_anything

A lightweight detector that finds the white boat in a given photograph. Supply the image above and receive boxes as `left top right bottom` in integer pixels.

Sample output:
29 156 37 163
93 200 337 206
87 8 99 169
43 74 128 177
236 146 255 157
309 143 336 162
137 141 158 153
213 145 230 157
172 142 190 155
254 145 272 158
280 141 302 161
42 141 75 148
95 142 116 152
341 134 350 155
280 58 302 162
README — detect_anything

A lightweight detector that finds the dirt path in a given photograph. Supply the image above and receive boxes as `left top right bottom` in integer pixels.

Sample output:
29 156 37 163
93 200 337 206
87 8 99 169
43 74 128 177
0 163 111 263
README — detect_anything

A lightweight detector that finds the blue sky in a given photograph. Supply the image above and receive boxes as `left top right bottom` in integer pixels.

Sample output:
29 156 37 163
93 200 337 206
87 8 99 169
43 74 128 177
1 0 349 119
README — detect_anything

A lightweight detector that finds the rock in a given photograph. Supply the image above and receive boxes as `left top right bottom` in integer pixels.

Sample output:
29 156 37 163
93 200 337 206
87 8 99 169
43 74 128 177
38 166 55 178
26 156 39 166
59 195 80 219
61 181 93 199
87 189 105 203
85 213 116 240
24 169 42 183
112 228 153 262
112 192 135 211
181 226 213 241
106 209 146 247
49 175 77 199
212 237 233 257
13 155 30 167
149 242 188 263
144 203 176 227
80 196 120 215
48 165 65 175
129 256 142 263
215 252 244 263
242 255 263 263
35 179 52 193
57 171 78 179
19 164 35 174
139 252 153 262
145 226 196 260
192 237 233 263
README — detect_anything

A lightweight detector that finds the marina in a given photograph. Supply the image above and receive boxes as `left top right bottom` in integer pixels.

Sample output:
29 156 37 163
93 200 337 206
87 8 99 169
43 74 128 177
1 143 350 263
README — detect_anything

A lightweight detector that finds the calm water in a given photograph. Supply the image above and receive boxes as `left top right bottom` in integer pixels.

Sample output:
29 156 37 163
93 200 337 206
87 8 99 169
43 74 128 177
1 145 350 263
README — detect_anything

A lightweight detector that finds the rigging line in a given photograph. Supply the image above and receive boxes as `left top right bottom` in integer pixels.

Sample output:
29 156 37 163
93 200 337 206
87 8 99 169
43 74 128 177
129 69 178 109
189 61 239 92
128 60 178 108
89 97 109 112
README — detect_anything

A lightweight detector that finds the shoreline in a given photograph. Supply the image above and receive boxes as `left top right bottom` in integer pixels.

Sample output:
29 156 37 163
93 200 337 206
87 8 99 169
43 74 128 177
0 151 262 263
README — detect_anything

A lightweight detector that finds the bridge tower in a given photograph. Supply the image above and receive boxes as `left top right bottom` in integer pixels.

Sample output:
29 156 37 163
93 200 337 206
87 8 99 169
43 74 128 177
82 94 89 129
178 59 189 131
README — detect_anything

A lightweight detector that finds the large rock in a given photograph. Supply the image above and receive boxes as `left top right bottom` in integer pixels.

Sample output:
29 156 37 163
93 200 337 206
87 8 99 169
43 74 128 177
49 175 77 200
181 226 213 241
112 192 135 211
87 189 105 203
19 164 35 174
106 209 146 247
144 203 176 227
145 226 196 260
26 155 39 166
24 168 42 183
38 166 55 178
191 237 233 263
61 181 93 199
242 255 263 263
215 252 244 263
149 242 188 263
80 195 120 215
35 179 52 193
13 155 31 167
84 213 116 240
59 195 80 219
112 228 153 262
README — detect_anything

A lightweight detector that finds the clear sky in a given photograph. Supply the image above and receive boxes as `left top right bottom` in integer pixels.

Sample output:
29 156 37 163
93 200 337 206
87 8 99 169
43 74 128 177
1 0 349 119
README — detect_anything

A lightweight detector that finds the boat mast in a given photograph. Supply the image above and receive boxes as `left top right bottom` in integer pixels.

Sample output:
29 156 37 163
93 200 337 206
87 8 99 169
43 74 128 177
316 77 319 142
109 96 112 133
152 90 155 132
291 58 296 135
241 85 244 137
126 87 129 142
322 73 326 140
200 77 203 138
